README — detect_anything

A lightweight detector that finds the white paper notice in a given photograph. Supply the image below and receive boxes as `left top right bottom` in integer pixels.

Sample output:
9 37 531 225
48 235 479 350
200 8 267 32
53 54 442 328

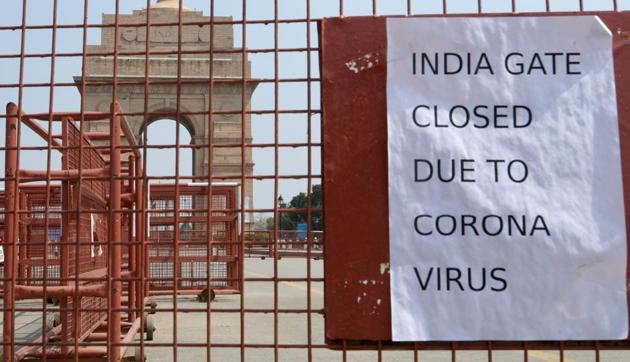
387 16 627 341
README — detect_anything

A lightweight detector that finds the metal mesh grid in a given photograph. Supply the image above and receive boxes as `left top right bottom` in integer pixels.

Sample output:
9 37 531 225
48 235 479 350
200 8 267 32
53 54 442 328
0 0 628 361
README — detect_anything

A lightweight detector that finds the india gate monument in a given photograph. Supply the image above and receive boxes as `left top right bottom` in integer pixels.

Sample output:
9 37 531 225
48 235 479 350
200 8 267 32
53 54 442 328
75 0 256 225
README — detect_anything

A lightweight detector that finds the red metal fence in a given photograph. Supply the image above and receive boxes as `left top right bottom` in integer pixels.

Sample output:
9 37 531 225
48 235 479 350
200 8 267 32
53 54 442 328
0 0 628 361
244 230 323 258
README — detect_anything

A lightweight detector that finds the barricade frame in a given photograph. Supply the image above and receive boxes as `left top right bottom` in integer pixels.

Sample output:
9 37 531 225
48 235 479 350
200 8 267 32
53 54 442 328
2 102 149 361
146 182 241 297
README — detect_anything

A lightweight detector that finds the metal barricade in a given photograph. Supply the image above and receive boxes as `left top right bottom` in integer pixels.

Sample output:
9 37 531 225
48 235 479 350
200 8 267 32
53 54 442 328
243 230 323 258
1 103 149 361
147 183 240 297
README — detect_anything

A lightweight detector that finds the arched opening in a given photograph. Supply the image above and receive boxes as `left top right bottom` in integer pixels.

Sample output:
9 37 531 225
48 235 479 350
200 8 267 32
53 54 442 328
142 119 193 178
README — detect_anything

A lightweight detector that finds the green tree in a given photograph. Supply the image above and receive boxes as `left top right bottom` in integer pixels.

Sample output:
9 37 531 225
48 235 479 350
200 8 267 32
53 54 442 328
286 185 323 231
264 186 322 231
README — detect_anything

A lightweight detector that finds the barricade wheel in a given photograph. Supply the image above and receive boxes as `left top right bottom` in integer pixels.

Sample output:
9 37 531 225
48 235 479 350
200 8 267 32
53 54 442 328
196 288 216 303
46 313 61 331
144 316 156 341
46 297 60 306
145 298 157 314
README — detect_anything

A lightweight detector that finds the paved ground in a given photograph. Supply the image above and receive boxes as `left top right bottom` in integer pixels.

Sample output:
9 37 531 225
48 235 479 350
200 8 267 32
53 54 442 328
137 258 630 361
2 258 630 361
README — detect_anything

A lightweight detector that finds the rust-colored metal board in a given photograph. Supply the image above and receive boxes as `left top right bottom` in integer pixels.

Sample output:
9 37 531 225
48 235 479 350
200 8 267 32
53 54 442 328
322 12 630 345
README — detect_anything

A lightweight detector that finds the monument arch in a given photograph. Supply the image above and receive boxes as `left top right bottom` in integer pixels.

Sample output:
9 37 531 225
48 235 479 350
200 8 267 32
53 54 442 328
74 0 257 225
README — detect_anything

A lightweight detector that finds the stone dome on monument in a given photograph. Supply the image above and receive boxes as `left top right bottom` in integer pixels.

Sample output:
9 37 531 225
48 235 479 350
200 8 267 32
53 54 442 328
151 0 192 11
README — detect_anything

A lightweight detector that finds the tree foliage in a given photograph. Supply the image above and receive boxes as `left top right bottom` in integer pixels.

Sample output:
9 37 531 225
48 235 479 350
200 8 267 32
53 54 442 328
266 185 322 231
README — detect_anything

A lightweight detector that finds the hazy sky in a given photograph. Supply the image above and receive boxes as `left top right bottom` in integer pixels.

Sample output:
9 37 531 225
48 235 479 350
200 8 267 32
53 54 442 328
0 0 627 212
